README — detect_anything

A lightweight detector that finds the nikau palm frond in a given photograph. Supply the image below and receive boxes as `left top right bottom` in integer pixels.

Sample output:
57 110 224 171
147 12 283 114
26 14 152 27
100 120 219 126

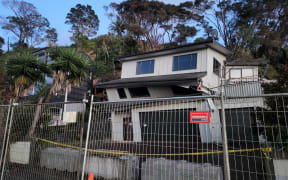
45 48 90 102
6 53 51 98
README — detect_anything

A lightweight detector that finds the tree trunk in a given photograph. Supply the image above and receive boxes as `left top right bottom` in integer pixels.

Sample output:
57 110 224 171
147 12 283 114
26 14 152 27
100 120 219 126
45 82 57 103
28 96 44 137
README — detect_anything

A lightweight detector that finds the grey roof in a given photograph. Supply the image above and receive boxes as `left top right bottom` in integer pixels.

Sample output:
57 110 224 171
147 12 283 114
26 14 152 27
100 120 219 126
226 58 267 66
97 72 206 88
32 47 51 55
119 40 232 62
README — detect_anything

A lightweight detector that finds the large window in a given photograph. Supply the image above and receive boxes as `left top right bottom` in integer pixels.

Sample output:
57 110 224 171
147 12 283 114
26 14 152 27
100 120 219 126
136 60 155 74
213 58 221 75
173 54 197 71
128 87 150 98
117 88 127 99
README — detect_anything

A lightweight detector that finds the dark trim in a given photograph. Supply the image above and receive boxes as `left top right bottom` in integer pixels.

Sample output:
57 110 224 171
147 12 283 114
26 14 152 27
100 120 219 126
97 72 206 88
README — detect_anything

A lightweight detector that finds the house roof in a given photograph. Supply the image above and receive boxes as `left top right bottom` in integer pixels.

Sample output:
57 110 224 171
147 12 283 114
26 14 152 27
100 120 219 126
226 58 267 66
96 72 206 88
119 40 232 62
32 47 51 55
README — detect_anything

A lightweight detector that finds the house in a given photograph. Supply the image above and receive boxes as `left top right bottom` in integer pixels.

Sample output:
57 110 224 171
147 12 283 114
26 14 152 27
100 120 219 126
31 47 89 126
98 40 231 100
225 58 267 83
95 40 265 145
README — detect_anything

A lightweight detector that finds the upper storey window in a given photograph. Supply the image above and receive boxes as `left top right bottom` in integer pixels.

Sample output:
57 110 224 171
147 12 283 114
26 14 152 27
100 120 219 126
173 54 197 71
136 60 155 74
213 58 221 76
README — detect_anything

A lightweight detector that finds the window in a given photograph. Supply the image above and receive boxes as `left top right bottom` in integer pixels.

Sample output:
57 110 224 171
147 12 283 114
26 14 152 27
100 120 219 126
230 68 254 79
242 69 253 77
213 58 221 75
136 60 154 74
128 87 150 98
171 86 198 96
173 54 197 71
117 88 127 99
230 69 241 78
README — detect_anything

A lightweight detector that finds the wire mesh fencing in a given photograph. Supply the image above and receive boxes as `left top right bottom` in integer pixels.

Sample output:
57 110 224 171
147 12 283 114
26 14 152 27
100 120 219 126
82 94 288 180
0 104 11 172
0 101 86 180
0 93 287 180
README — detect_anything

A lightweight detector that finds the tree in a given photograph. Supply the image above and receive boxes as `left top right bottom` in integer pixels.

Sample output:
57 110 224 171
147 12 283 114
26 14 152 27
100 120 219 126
5 53 50 100
45 28 58 47
92 34 139 78
109 16 125 38
0 36 4 55
46 48 90 102
28 48 90 137
1 0 50 48
65 4 99 38
174 24 197 45
195 0 288 59
107 0 203 51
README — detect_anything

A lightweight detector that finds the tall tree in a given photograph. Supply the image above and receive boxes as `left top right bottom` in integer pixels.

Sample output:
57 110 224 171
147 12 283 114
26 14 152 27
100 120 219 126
45 48 90 103
5 53 50 100
1 0 50 48
0 36 4 55
65 4 99 38
45 28 58 47
195 0 288 59
107 0 203 51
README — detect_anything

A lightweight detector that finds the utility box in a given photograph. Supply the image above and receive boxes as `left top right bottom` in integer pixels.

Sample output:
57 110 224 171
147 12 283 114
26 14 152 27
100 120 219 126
9 141 31 164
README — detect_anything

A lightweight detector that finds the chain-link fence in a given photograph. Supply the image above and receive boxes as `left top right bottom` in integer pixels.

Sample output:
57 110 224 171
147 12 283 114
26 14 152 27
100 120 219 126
0 93 288 180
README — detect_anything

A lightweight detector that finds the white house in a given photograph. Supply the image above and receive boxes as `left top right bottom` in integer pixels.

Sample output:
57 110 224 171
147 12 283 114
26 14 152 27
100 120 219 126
96 40 264 144
98 40 231 101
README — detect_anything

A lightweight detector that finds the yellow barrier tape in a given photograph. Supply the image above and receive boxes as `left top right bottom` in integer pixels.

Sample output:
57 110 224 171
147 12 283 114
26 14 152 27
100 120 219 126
36 138 272 157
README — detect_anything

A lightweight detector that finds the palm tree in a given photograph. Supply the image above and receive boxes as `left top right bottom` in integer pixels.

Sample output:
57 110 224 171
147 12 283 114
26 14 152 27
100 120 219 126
6 53 50 100
29 48 90 137
46 47 90 102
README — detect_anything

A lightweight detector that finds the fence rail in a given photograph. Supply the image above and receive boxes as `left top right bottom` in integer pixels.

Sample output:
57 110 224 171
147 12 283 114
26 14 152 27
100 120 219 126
0 93 287 180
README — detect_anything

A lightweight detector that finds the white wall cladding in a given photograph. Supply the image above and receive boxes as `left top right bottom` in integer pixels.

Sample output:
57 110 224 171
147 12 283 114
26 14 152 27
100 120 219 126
121 49 208 78
201 48 226 90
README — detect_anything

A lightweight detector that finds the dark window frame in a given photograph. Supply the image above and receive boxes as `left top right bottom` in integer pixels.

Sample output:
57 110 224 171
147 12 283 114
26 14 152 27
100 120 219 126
213 58 221 76
136 60 155 75
173 53 197 71
117 88 127 99
128 87 150 98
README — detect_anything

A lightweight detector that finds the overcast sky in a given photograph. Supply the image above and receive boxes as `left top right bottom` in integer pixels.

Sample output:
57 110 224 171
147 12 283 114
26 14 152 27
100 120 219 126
0 0 190 51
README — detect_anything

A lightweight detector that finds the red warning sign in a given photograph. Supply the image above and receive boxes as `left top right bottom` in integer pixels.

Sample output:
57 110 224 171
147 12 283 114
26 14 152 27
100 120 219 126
190 111 210 123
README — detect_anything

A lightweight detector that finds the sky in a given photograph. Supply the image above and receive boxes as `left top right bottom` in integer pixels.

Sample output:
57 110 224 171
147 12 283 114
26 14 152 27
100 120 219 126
0 0 189 51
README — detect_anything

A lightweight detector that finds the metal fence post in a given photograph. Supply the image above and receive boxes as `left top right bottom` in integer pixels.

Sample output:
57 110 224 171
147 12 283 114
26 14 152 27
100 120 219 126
0 100 13 174
220 66 231 180
77 94 87 180
0 101 16 180
81 95 94 180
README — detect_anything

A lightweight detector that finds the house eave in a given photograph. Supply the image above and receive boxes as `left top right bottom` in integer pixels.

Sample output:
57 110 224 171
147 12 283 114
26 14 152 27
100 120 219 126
119 40 232 62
